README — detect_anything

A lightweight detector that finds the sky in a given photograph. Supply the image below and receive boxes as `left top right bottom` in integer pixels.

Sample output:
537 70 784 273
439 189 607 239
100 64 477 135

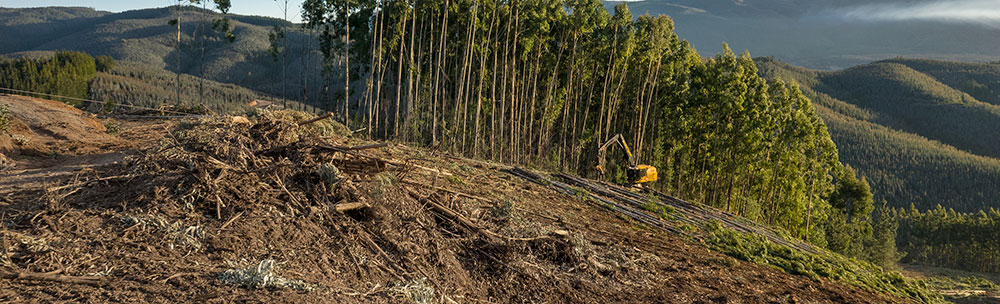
1 0 306 22
821 0 1000 27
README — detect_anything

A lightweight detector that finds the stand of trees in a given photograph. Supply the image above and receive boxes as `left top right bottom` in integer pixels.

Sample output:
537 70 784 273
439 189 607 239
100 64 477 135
894 206 1000 273
0 51 96 104
298 0 895 266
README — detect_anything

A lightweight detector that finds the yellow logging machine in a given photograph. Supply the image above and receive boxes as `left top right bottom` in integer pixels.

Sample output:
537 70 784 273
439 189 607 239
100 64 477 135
595 134 658 186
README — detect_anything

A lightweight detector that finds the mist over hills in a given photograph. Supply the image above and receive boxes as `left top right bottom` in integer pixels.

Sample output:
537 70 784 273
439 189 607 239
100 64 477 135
612 0 1000 69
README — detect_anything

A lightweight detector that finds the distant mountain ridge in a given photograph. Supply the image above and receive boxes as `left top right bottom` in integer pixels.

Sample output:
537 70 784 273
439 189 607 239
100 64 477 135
0 6 324 107
757 58 1000 212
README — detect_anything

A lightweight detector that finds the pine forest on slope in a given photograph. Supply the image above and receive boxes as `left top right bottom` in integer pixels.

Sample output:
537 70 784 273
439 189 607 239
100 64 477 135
757 58 1000 212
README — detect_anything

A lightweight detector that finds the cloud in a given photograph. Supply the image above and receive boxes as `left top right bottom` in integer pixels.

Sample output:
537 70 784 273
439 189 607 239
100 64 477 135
824 0 1000 26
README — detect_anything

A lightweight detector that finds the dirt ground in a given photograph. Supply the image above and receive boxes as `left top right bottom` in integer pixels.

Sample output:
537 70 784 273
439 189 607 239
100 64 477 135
0 97 910 303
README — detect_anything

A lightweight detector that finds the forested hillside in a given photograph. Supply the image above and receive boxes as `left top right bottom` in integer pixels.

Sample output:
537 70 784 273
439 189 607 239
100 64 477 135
881 58 1000 108
0 6 326 107
0 51 316 114
88 61 280 113
757 58 1000 212
0 50 96 104
0 7 109 54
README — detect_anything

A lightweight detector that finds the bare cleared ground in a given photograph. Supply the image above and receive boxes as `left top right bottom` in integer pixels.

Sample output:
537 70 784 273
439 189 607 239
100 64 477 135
0 96 909 303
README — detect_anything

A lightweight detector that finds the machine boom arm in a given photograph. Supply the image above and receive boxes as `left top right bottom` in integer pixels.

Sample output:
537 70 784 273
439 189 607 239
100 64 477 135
597 134 637 174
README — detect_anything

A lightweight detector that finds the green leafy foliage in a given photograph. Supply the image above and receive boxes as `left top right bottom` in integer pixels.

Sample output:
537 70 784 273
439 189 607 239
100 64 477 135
705 223 943 304
95 55 115 72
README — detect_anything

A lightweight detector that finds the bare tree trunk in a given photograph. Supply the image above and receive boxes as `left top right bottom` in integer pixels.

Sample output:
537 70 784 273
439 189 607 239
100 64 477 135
175 3 182 106
489 13 503 160
597 26 620 145
371 9 386 138
394 12 408 138
453 1 476 152
497 8 512 162
364 11 379 137
526 49 541 162
281 1 289 110
460 3 480 154
605 58 629 141
474 6 496 158
302 26 313 112
374 11 387 138
432 0 450 147
404 6 419 140
540 34 567 160
199 1 206 107
411 13 428 143
508 7 519 162
637 57 661 158
344 1 351 129
576 62 599 172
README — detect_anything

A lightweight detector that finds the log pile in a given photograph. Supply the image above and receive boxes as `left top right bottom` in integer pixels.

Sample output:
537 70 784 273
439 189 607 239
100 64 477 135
509 167 820 254
507 167 691 237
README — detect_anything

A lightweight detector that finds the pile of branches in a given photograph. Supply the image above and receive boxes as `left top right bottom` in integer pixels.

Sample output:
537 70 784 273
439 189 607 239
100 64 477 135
2 110 636 302
75 110 356 219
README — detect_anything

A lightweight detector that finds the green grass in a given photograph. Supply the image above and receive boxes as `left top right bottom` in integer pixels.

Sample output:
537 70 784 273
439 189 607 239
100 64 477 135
703 222 944 303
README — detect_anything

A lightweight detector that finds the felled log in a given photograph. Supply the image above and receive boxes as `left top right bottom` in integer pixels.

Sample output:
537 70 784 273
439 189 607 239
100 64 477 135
297 112 334 126
0 271 105 286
